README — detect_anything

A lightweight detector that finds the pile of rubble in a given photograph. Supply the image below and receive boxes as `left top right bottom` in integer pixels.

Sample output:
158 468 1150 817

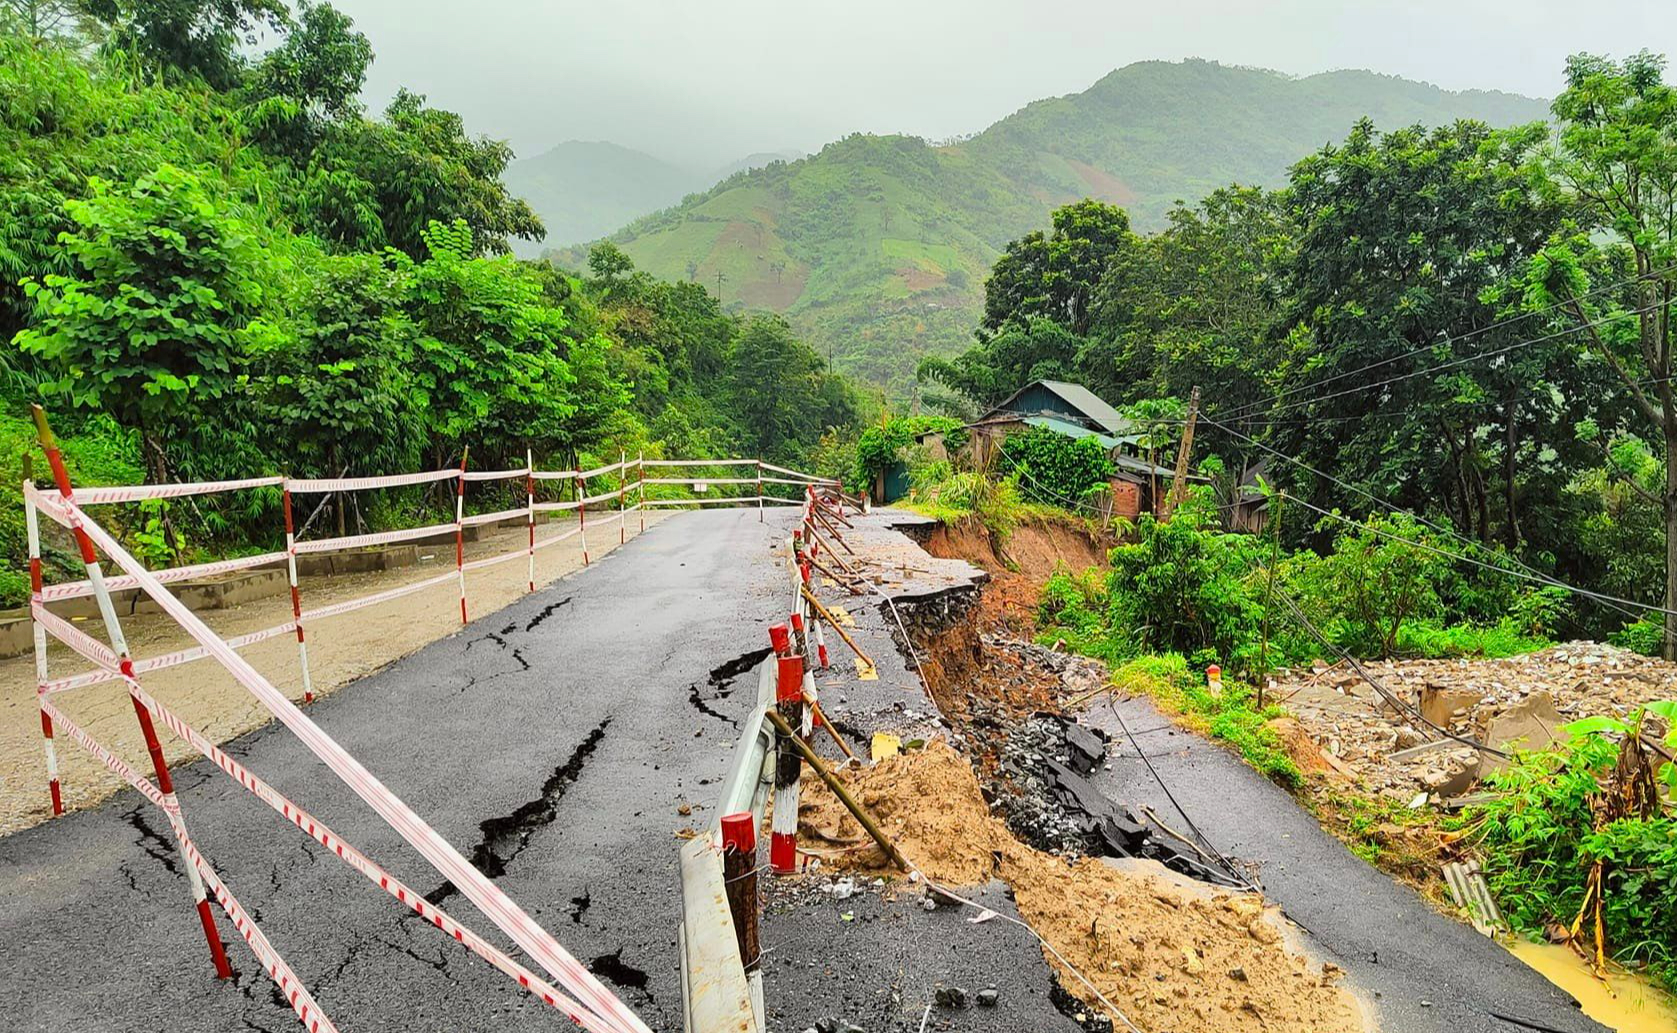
1273 642 1677 803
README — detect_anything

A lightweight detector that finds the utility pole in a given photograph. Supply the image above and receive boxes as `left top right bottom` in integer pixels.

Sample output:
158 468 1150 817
715 269 725 304
1163 385 1200 519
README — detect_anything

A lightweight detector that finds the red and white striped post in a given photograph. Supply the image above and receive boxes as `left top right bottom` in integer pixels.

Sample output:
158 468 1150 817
280 485 316 704
24 479 63 815
578 468 589 566
793 539 831 669
756 460 764 522
30 406 234 979
526 449 537 593
790 611 821 730
618 450 627 545
454 449 469 625
719 812 761 973
636 452 646 534
768 623 804 874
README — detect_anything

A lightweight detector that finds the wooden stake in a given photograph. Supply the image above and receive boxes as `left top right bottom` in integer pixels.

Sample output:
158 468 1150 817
765 709 908 871
800 584 874 669
808 700 857 760
1163 385 1200 519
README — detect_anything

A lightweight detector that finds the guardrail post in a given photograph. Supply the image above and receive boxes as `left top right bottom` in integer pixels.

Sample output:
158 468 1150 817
756 460 763 522
637 452 646 533
768 624 804 874
619 450 627 545
719 812 760 973
25 478 63 815
454 449 469 624
579 469 589 565
281 484 316 703
526 449 537 593
31 405 234 979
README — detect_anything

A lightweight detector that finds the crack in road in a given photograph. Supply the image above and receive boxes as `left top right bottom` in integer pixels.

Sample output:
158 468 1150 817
124 805 181 877
424 718 612 905
525 597 572 632
687 647 773 726
568 888 591 924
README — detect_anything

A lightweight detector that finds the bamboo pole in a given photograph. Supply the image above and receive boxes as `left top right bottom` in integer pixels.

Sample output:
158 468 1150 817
807 700 857 761
765 709 907 871
799 584 874 668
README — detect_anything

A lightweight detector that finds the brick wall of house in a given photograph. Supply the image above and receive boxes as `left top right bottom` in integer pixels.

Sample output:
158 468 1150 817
1110 479 1141 520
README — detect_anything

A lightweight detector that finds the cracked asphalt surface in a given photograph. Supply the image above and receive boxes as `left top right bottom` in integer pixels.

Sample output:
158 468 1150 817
0 508 807 1032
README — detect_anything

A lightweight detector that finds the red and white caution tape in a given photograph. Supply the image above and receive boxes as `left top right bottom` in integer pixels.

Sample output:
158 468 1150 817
39 618 297 696
286 469 459 493
41 700 339 1033
533 527 583 551
31 602 119 672
462 467 531 482
63 476 286 506
41 550 287 602
462 544 531 573
299 571 458 624
291 521 457 555
461 506 530 528
119 682 626 1033
639 458 756 468
577 462 623 480
58 501 648 1033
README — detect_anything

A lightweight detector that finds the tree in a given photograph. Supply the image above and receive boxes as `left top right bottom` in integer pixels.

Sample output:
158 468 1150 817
82 0 289 89
916 316 1083 408
299 90 544 258
244 0 371 159
255 250 420 531
14 164 273 484
1271 119 1568 547
724 315 856 463
981 199 1135 337
1528 51 1677 654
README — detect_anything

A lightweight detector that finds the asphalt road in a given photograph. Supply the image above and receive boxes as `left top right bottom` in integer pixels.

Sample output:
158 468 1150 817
1 508 804 1033
1083 696 1611 1033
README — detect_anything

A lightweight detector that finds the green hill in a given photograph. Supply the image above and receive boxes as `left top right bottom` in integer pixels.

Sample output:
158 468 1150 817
565 60 1550 391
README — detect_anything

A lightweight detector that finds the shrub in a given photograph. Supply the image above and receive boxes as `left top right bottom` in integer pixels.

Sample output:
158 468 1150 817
1108 653 1300 787
998 424 1114 506
1609 618 1664 657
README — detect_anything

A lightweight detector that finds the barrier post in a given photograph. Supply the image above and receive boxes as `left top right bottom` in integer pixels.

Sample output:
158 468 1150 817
454 449 469 624
30 405 233 979
25 474 63 816
281 486 316 704
618 450 627 545
768 623 804 874
790 612 822 730
578 470 589 565
526 449 537 593
719 812 761 974
637 452 646 534
756 460 764 522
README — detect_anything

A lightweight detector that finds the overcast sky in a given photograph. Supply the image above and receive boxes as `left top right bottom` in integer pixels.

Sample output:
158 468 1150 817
331 0 1674 169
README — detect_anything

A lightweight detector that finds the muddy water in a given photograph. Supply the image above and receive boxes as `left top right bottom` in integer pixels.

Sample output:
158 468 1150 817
1508 939 1677 1031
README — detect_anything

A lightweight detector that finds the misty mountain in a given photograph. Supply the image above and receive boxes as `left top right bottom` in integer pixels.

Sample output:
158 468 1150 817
503 142 803 256
559 59 1549 390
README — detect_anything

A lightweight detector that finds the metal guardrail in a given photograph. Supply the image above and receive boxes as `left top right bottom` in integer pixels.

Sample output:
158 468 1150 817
682 659 774 1033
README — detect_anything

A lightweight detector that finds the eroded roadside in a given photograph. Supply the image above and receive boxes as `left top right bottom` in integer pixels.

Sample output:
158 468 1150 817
774 508 1608 1033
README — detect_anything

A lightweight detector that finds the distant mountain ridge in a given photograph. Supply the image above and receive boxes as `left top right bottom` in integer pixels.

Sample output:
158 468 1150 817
503 142 801 256
546 59 1552 389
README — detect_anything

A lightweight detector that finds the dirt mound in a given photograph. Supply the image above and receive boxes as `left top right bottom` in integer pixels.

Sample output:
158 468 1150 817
921 515 1109 638
798 739 1005 885
798 740 1365 1033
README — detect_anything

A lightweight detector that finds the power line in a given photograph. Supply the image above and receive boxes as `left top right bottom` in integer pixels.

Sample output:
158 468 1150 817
1252 303 1662 421
1219 265 1677 422
1203 417 1677 638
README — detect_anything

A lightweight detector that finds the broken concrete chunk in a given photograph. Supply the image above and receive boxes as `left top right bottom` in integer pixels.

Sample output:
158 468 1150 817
1477 691 1565 779
935 986 969 1008
1420 684 1483 728
977 986 999 1007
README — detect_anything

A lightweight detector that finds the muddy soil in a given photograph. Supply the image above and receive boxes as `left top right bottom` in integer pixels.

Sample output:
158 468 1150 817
797 740 1364 1033
0 513 667 833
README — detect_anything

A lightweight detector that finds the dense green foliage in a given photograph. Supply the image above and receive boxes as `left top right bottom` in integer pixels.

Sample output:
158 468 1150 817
1037 489 1560 675
935 53 1677 651
565 60 1545 393
0 10 859 605
1470 711 1677 990
996 425 1114 507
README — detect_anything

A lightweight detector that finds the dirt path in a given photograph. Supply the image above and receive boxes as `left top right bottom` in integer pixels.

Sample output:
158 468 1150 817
0 511 667 834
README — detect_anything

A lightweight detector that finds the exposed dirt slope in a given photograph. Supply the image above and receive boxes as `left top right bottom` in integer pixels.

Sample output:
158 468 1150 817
798 740 1363 1033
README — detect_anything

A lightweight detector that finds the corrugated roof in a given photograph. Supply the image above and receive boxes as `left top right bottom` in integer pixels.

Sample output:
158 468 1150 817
1023 416 1123 450
984 379 1135 438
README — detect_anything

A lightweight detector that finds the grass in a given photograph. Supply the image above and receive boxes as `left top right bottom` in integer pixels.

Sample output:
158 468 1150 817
1107 653 1301 788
